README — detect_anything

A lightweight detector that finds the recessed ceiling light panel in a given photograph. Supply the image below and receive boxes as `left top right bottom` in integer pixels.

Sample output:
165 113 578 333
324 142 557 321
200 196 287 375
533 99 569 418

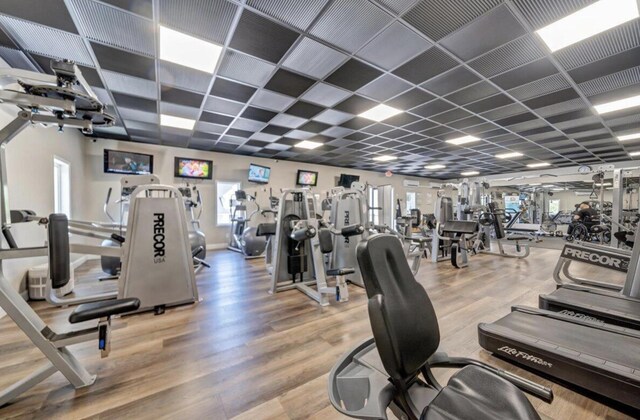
160 114 195 130
160 26 223 73
536 0 639 52
425 164 446 170
295 140 323 149
496 152 523 159
527 162 550 168
359 104 402 122
594 94 640 114
373 155 397 162
618 132 640 141
446 135 480 145
460 171 479 176
629 151 640 156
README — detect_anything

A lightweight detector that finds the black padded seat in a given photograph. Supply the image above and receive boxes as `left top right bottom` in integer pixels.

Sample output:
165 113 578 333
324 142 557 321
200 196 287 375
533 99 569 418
327 268 355 276
69 298 141 323
421 365 540 420
256 222 277 237
507 236 529 241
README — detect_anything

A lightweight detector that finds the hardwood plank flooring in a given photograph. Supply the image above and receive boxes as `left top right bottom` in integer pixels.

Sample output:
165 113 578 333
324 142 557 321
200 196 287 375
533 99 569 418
0 245 633 419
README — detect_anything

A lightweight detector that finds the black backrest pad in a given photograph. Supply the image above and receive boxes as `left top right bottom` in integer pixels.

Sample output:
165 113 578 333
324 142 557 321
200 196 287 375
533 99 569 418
357 234 440 381
441 220 478 235
318 228 333 254
256 222 277 237
488 202 506 239
48 214 71 289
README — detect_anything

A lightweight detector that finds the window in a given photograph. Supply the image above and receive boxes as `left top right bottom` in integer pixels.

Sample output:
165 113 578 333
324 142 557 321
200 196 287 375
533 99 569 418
549 199 560 216
217 181 241 226
368 185 380 225
53 157 70 217
405 192 417 215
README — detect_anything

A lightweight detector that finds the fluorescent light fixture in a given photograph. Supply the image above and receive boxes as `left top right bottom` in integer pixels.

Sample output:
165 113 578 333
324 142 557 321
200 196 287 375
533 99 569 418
594 94 640 114
536 0 639 52
373 155 397 162
446 135 480 145
629 151 640 156
160 114 195 130
595 183 612 187
618 132 640 141
460 171 479 176
359 104 402 122
528 183 541 186
527 162 550 168
159 26 222 73
542 184 556 188
495 152 523 159
425 164 446 170
551 188 566 191
295 140 323 149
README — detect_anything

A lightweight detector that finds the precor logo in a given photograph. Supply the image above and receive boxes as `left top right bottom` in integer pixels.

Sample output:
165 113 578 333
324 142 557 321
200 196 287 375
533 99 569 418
153 213 166 263
562 245 629 271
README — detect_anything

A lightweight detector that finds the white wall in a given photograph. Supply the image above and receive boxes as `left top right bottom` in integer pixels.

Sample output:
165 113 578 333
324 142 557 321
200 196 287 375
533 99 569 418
0 104 89 316
85 138 441 246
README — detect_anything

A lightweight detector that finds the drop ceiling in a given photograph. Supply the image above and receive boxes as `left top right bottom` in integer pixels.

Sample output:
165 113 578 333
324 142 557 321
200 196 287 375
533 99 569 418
0 0 639 179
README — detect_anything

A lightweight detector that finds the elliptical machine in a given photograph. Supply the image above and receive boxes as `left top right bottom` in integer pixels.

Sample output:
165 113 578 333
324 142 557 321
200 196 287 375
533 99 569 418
178 183 209 270
226 190 266 258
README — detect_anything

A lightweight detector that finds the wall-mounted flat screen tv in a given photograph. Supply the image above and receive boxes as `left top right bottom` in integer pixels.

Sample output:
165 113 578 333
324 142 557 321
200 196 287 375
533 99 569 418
104 149 153 175
338 174 360 188
248 163 271 184
174 157 213 179
296 170 318 187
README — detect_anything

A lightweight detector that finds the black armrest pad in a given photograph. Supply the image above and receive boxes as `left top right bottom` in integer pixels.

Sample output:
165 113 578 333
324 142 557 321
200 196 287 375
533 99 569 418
327 268 355 276
69 298 141 323
507 236 530 241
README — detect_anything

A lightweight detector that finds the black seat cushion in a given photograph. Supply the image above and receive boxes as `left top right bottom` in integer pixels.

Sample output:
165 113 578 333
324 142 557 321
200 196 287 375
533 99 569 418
357 234 440 382
69 298 141 323
507 235 529 241
327 268 355 276
421 365 540 420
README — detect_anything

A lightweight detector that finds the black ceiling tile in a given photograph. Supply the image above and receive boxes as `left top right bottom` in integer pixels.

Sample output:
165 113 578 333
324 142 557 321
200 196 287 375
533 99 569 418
421 66 480 95
383 112 421 127
245 139 269 148
341 117 373 130
362 136 388 145
299 120 331 133
161 85 203 108
325 59 383 91
404 119 437 132
445 81 500 106
439 5 526 61
101 0 153 18
523 88 581 109
333 95 378 115
386 88 435 111
495 112 537 127
193 131 220 140
261 124 291 135
422 125 452 137
285 100 324 118
91 42 155 81
382 129 411 139
430 108 472 124
0 27 17 49
447 116 485 130
564 123 605 135
379 140 404 148
491 57 558 90
518 126 555 137
112 92 156 113
545 109 593 124
568 46 640 84
242 106 278 122
392 47 458 84
227 128 254 138
277 137 300 146
464 93 513 114
345 132 369 141
229 10 300 63
210 78 257 102
1 0 78 33
411 99 455 118
264 69 315 97
200 112 234 125
362 123 393 135
33 53 105 88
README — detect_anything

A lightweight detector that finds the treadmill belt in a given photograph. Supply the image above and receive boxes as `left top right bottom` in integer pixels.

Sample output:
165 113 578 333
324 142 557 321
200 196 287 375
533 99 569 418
540 287 640 328
479 307 640 411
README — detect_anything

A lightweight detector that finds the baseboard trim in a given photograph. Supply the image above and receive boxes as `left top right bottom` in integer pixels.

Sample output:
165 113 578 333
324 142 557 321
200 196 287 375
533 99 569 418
207 243 228 251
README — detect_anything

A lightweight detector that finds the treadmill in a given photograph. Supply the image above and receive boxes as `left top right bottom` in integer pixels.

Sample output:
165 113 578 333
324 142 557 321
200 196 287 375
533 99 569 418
479 233 640 411
539 237 640 329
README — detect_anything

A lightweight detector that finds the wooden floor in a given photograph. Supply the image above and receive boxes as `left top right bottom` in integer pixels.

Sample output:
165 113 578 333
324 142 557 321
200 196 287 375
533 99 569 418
0 245 633 420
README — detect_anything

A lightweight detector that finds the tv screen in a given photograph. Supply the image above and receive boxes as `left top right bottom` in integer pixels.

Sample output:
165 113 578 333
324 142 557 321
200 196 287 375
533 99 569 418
296 170 318 187
338 174 360 188
174 157 213 179
104 149 153 175
248 163 271 184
